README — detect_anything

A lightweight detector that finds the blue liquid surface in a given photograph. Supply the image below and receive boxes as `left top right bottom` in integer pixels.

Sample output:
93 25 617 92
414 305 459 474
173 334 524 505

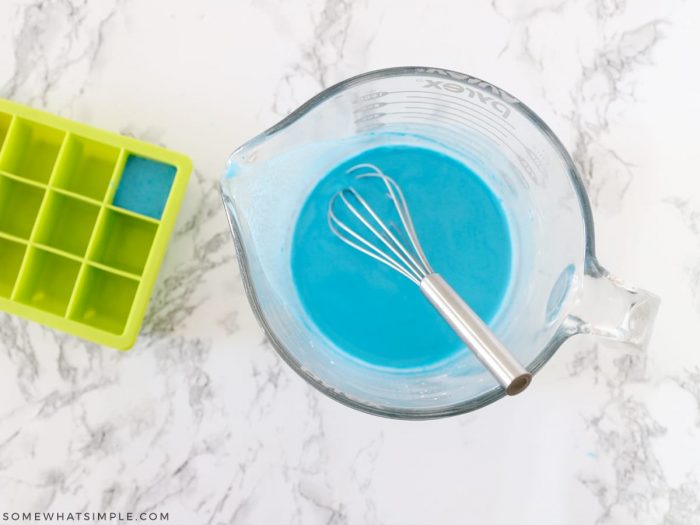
291 145 512 369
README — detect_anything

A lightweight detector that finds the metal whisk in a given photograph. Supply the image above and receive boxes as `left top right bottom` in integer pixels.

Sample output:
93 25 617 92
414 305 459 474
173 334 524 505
328 163 532 396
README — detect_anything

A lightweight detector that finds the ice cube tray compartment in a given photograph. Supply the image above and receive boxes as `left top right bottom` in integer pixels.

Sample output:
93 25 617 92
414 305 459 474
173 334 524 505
53 135 120 200
15 247 81 316
69 265 139 334
0 236 26 298
0 175 46 238
0 119 66 183
34 191 100 256
0 99 191 349
88 208 158 275
0 112 12 149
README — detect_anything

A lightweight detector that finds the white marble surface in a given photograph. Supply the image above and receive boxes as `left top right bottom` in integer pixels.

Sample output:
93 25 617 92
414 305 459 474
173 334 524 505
1 1 699 524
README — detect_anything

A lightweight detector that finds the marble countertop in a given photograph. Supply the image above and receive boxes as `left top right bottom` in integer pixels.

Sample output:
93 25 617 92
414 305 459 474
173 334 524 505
1 1 699 524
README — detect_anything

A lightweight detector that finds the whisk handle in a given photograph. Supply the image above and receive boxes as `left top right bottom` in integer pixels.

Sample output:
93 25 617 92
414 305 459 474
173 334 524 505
420 274 532 396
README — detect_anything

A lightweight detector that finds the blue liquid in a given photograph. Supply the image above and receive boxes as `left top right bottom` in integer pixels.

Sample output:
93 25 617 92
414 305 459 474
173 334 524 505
291 145 512 369
113 155 176 219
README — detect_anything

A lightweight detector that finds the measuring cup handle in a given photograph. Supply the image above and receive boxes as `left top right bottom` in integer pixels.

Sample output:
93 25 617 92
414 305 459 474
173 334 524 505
565 259 661 349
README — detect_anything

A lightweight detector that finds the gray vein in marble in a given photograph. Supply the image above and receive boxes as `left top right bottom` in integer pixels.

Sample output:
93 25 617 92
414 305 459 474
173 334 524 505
307 0 354 90
665 197 700 311
282 390 347 525
569 339 700 524
2 0 122 111
349 434 382 525
0 316 40 399
566 18 665 208
664 481 700 525
665 198 700 237
493 0 568 70
671 368 700 427
266 0 363 117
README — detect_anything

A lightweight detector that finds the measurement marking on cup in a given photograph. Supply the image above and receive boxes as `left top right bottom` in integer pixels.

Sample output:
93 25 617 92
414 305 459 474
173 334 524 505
356 90 516 128
388 110 534 188
354 98 511 140
404 104 508 140
404 102 545 182
352 92 547 186
413 79 514 119
405 94 516 130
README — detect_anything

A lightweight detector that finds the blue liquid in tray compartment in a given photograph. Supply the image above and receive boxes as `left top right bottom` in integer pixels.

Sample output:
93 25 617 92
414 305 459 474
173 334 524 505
113 155 176 219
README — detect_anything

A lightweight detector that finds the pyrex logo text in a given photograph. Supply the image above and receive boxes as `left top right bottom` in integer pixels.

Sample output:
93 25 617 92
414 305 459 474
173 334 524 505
416 68 518 120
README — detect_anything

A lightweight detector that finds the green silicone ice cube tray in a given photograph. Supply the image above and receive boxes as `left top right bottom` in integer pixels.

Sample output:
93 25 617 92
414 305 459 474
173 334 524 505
0 99 191 349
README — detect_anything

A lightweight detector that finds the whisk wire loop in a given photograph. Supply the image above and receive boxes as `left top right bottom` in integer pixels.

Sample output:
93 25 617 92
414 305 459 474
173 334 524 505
328 164 433 285
352 166 433 275
343 187 428 281
328 193 421 284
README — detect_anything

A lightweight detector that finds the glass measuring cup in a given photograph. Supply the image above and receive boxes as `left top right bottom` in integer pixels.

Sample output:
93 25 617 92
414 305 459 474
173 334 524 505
220 67 659 419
